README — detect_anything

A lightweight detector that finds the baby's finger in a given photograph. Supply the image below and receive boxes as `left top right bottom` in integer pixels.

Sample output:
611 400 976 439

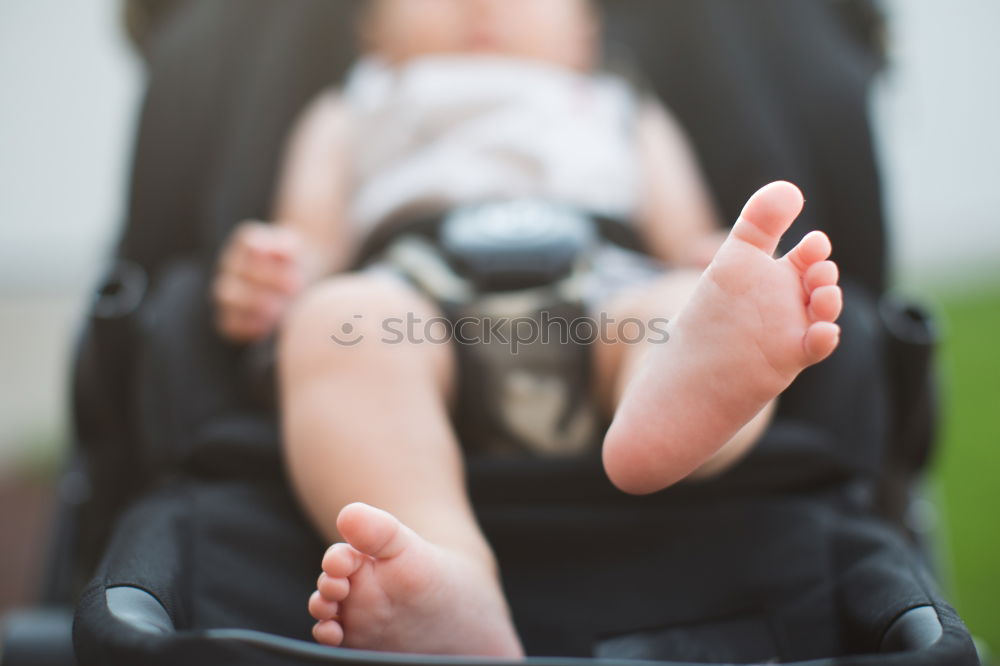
218 309 272 343
215 275 289 324
261 226 304 262
226 221 274 263
222 247 302 295
232 220 271 245
213 274 259 312
241 224 302 264
215 287 285 341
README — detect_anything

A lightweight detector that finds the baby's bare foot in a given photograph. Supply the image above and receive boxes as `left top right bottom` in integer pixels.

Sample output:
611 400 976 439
308 503 523 657
604 181 842 494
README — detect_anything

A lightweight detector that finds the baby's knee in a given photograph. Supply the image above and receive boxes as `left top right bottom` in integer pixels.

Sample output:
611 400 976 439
287 274 417 327
281 273 440 359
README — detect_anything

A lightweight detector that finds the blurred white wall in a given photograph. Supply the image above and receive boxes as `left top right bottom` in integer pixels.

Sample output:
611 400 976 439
0 0 140 467
0 0 140 294
874 0 1000 289
0 0 998 467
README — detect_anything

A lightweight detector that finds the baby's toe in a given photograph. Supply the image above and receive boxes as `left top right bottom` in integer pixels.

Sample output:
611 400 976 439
336 502 413 560
803 260 839 293
784 230 832 274
313 619 345 646
323 542 366 578
803 321 841 364
317 572 350 602
309 590 339 621
732 181 805 254
808 285 843 323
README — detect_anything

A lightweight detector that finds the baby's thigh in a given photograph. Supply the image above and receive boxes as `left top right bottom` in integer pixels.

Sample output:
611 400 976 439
598 269 702 324
287 271 446 335
281 271 456 388
591 269 702 405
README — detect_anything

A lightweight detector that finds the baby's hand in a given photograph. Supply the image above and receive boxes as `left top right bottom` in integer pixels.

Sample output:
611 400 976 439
213 222 310 343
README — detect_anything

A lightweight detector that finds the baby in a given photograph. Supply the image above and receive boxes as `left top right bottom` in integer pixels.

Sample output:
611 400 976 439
212 0 843 657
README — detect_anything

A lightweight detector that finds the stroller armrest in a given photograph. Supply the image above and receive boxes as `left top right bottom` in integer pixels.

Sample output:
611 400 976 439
106 587 173 635
880 606 944 653
96 587 960 666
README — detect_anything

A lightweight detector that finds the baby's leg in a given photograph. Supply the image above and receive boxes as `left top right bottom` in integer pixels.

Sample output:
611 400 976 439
280 273 521 657
597 182 842 494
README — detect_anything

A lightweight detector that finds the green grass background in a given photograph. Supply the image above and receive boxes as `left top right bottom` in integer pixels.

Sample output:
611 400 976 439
929 278 1000 660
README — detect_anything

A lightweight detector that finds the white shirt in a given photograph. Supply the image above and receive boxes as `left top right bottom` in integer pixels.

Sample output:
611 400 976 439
342 55 641 235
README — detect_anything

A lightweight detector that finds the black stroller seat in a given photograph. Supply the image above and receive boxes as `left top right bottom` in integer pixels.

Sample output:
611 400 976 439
1 1 979 665
73 464 972 665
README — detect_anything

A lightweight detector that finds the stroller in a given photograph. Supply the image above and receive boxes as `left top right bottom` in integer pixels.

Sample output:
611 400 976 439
0 1 980 665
